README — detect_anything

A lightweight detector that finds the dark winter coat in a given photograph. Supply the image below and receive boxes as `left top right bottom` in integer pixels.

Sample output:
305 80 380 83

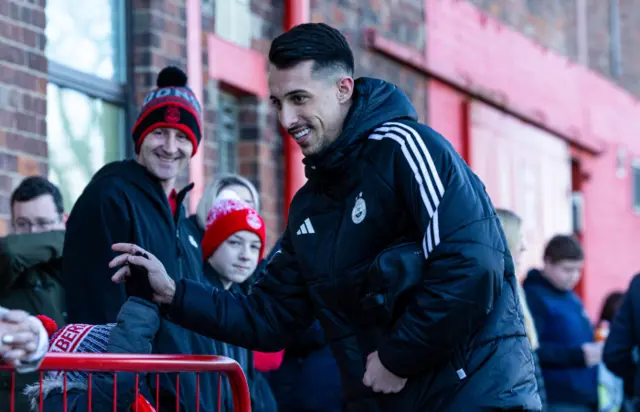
202 264 277 412
166 78 541 411
62 160 220 411
604 273 640 399
268 320 344 412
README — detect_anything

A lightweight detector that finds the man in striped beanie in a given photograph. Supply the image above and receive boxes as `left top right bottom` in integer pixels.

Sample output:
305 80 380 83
63 65 221 409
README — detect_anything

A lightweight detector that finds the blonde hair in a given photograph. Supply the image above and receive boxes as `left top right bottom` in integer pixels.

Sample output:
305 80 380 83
496 208 539 351
195 174 260 230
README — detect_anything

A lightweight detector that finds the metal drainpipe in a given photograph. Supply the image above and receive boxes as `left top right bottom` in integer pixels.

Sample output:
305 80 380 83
282 0 310 223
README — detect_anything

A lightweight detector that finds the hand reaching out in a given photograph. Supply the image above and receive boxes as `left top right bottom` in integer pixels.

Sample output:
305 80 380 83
109 243 176 305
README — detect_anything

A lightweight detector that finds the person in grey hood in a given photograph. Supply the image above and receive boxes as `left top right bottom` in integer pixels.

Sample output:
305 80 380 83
110 23 541 411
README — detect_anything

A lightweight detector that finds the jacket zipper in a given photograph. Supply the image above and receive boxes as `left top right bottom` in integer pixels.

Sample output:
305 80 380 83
328 201 347 303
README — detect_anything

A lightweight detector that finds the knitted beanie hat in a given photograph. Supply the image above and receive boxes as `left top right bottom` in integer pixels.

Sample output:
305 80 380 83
47 323 115 381
202 198 266 261
132 66 202 156
24 321 156 412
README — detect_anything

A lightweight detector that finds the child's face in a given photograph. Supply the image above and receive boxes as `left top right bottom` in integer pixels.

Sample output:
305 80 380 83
209 230 262 288
543 259 584 291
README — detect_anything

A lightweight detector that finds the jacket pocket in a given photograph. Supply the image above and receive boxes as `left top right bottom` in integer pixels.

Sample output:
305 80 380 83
423 347 468 407
359 240 424 326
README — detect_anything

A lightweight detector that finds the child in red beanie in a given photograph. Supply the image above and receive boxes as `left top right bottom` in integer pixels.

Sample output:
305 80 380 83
202 197 279 411
202 196 266 285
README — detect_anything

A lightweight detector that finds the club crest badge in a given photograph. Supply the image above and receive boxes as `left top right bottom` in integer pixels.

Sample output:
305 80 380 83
351 192 366 224
246 211 262 230
165 105 181 123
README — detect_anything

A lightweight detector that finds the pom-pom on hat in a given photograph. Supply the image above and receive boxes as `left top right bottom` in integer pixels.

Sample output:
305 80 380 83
132 66 202 156
35 315 58 338
202 198 266 261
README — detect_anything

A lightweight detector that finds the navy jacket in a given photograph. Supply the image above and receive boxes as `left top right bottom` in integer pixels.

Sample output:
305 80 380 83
524 269 598 407
62 160 220 410
603 273 640 397
268 320 344 412
166 78 540 411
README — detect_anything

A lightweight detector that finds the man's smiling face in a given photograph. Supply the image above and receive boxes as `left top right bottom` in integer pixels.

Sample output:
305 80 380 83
137 127 192 184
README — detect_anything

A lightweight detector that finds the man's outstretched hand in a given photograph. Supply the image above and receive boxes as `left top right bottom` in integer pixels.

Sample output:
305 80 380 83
109 243 176 305
362 351 407 394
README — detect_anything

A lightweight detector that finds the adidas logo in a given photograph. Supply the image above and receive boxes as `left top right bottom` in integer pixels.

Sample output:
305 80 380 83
296 218 315 235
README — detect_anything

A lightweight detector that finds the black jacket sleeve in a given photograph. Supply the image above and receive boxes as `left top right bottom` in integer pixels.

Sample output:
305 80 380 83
524 288 586 368
166 225 314 352
375 122 507 378
603 275 639 382
62 184 132 324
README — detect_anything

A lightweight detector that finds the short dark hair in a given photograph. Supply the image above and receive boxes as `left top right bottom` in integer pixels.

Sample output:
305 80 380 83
268 23 355 76
11 176 64 215
543 234 584 264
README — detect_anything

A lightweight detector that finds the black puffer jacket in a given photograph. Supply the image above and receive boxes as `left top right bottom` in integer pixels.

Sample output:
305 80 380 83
166 78 541 411
63 160 220 410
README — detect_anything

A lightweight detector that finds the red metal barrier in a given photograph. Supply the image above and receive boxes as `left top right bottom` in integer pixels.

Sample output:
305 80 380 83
0 353 251 412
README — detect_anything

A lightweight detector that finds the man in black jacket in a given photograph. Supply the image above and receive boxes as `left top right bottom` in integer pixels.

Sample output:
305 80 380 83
111 24 541 411
62 66 221 410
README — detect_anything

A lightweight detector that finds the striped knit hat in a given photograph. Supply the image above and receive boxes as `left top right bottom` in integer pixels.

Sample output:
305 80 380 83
132 66 202 156
24 322 156 412
47 323 114 381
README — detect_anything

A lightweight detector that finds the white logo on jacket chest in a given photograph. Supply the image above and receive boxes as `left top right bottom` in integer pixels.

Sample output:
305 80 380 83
351 193 367 224
188 235 199 249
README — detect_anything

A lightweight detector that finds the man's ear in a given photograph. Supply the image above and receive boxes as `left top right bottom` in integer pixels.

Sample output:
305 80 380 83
336 77 354 104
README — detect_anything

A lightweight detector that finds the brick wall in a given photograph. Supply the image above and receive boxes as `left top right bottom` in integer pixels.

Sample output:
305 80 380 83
468 0 640 98
617 0 640 96
311 0 428 121
200 0 284 251
0 0 48 233
131 0 190 190
470 0 580 61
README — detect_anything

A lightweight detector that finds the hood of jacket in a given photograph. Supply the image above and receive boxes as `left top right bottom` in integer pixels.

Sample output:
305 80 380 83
303 77 418 179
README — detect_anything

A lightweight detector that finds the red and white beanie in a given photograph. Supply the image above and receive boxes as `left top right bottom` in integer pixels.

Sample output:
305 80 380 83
201 198 266 261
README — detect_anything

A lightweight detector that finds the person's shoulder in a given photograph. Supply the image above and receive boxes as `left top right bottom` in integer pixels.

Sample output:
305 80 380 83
367 120 451 150
628 273 640 292
82 163 136 200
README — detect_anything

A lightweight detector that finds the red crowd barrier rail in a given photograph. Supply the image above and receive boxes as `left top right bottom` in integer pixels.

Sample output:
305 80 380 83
0 353 252 412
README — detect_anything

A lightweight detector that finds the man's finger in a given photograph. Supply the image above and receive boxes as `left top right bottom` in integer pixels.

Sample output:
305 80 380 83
5 331 37 345
127 254 153 270
111 243 143 254
362 370 372 388
108 253 132 269
111 266 131 283
3 348 26 362
2 310 30 324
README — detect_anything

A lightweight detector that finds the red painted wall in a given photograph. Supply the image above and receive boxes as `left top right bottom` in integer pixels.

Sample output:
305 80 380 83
426 0 640 317
427 80 466 157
